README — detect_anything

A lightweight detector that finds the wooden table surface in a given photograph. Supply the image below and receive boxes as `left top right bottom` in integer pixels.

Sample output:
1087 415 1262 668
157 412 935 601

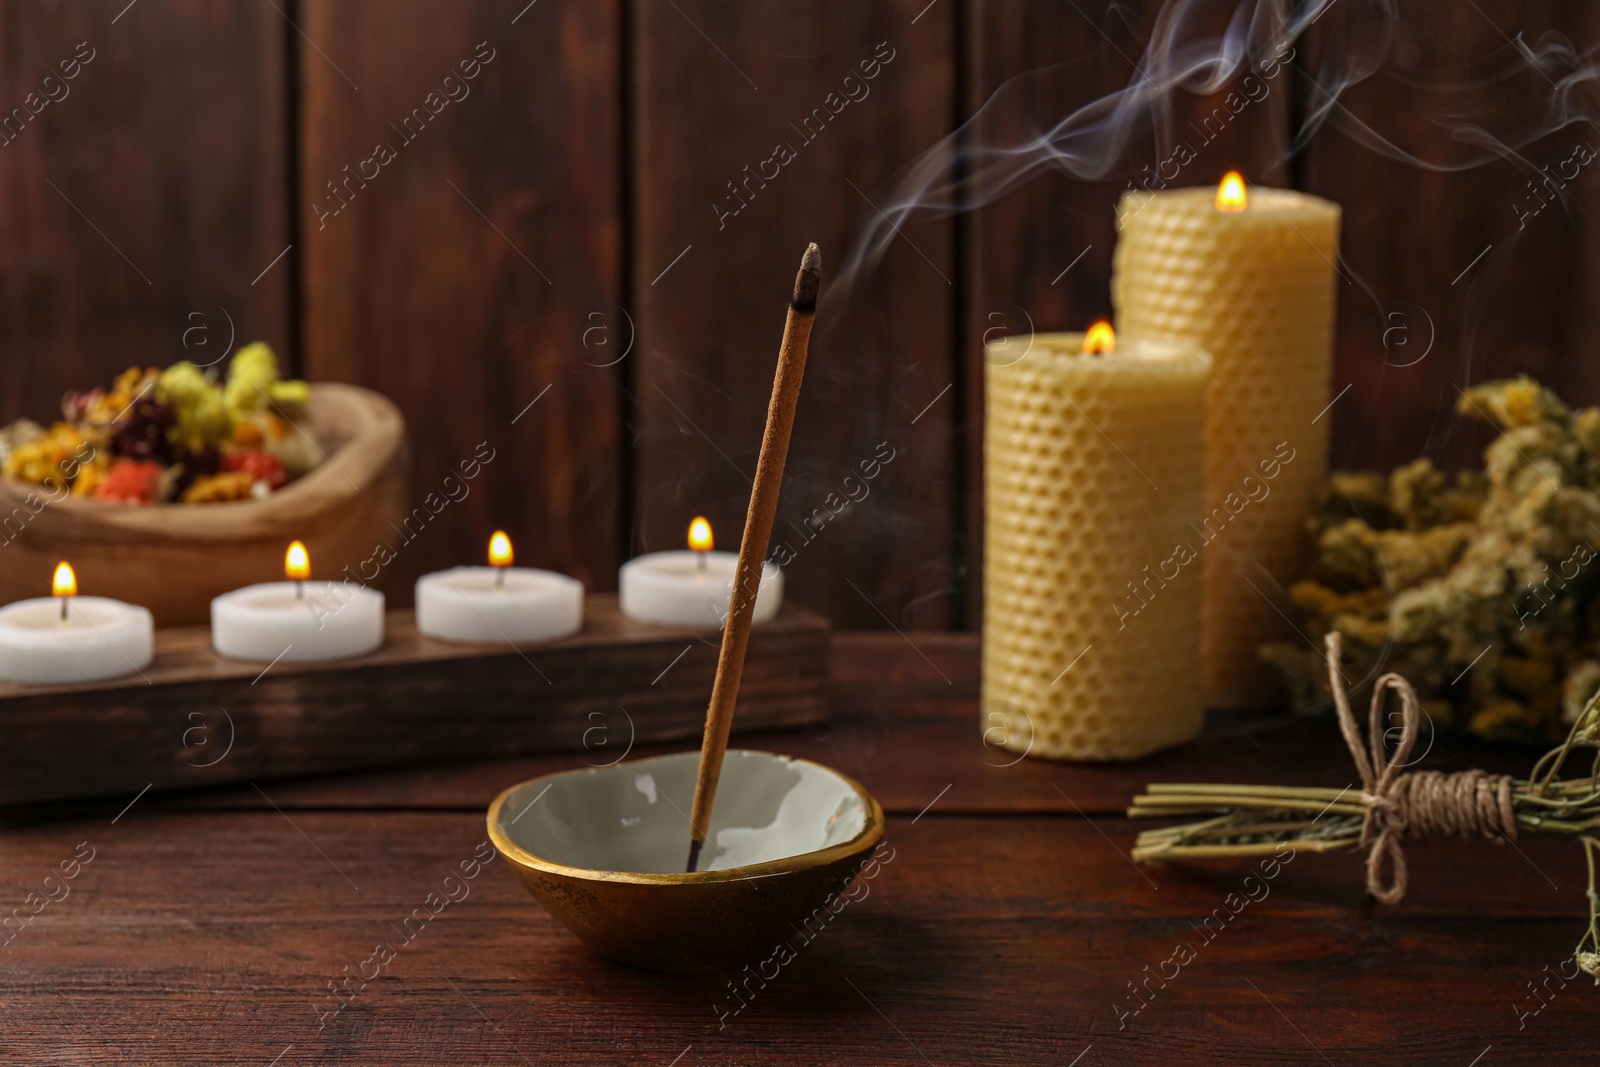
2 633 1594 1065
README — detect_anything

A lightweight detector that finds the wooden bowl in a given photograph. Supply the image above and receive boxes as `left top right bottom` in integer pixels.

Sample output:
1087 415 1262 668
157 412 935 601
0 383 408 626
488 750 886 972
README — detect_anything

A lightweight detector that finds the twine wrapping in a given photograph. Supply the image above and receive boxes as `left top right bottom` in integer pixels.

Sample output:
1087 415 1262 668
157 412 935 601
1324 632 1518 904
1133 633 1600 982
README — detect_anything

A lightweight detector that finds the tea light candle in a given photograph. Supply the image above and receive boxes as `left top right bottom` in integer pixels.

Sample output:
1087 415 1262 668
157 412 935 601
620 517 782 629
416 531 584 644
0 562 154 685
211 541 384 663
1113 172 1340 707
983 326 1210 761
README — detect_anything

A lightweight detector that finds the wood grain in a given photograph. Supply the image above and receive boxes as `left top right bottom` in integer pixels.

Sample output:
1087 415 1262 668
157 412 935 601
632 0 958 629
0 637 1591 1063
0 596 828 805
298 0 623 600
0 812 1587 1064
0 0 289 419
143 633 1541 820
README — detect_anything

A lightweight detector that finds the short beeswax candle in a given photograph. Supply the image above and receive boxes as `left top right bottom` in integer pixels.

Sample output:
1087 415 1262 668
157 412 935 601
982 330 1210 761
1112 179 1340 707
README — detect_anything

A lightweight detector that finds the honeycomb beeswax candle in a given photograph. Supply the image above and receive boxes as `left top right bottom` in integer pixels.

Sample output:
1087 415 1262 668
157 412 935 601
982 329 1210 761
1112 178 1340 708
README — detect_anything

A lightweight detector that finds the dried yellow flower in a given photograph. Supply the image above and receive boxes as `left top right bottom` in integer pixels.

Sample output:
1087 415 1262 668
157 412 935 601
180 471 255 504
1264 377 1600 742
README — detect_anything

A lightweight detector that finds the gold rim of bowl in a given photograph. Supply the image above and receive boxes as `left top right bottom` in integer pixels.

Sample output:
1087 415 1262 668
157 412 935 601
486 750 887 886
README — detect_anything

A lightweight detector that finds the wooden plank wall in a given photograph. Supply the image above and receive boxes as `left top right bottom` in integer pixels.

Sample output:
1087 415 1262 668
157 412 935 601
0 0 288 425
298 0 623 594
2 0 1599 628
632 0 957 629
1300 0 1600 473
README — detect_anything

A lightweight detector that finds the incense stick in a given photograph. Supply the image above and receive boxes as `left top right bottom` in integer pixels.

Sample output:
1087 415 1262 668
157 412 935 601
686 242 821 873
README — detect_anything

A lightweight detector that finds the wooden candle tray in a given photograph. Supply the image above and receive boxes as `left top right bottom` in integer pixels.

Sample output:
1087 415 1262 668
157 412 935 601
0 594 829 806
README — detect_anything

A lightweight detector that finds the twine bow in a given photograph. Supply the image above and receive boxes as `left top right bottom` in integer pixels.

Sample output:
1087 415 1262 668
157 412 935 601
1324 632 1518 904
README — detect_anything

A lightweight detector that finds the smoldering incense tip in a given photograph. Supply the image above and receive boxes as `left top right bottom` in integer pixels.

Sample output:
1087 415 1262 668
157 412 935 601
792 242 821 313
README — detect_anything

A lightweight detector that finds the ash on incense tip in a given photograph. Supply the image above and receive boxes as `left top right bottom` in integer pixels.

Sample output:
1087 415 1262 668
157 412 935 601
793 242 821 312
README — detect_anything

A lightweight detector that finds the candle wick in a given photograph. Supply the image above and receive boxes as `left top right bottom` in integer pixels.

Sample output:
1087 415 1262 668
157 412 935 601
59 598 68 624
696 551 707 574
295 580 304 603
495 567 506 589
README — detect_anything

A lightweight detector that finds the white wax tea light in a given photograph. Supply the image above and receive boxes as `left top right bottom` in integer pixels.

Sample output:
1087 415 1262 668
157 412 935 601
620 517 782 629
0 562 154 685
416 531 584 644
211 540 384 663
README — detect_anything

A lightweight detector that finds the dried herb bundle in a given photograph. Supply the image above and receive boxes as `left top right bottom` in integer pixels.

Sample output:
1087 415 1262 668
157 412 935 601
1134 632 1600 981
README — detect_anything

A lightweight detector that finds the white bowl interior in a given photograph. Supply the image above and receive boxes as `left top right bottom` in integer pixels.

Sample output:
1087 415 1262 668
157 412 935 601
497 750 868 874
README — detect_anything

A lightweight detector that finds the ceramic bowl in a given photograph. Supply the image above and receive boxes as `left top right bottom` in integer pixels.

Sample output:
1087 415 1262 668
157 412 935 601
487 749 885 972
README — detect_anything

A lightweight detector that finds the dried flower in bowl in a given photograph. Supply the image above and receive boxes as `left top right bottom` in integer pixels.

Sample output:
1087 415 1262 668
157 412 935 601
0 343 316 506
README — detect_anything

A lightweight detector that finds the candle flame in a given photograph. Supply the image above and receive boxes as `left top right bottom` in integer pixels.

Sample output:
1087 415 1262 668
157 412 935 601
285 540 310 581
1216 171 1247 212
488 530 514 568
688 516 713 553
52 561 76 598
1082 321 1116 355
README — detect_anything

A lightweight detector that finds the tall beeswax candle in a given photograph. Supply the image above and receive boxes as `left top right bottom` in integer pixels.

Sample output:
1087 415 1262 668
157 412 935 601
983 331 1210 761
1112 183 1340 708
